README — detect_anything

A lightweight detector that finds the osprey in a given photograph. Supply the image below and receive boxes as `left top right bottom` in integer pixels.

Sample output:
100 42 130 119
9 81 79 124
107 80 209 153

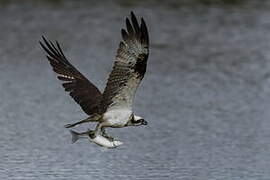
40 12 149 148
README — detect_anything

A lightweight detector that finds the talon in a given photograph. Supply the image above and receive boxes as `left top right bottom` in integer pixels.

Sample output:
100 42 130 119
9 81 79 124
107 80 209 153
102 132 114 141
107 136 114 142
88 130 96 139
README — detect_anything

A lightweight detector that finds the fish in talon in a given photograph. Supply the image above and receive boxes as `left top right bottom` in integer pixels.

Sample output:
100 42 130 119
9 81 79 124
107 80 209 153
69 129 123 148
89 134 123 148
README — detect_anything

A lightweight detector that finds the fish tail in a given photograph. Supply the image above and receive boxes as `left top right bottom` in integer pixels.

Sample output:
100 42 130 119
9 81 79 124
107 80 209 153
69 130 80 143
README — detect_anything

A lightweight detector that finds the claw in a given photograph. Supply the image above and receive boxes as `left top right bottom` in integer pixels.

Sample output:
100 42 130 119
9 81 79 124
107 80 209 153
102 132 114 141
87 129 96 139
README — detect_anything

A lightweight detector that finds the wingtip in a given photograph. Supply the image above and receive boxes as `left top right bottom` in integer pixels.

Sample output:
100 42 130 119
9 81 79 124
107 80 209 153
140 18 148 32
140 18 149 45
39 35 46 46
41 35 47 42
141 17 145 24
41 36 54 48
141 18 147 30
121 28 128 40
130 11 137 22
125 17 129 23
39 40 46 50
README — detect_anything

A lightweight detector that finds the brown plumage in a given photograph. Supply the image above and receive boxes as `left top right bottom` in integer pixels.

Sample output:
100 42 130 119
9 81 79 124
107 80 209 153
40 11 149 123
40 37 102 116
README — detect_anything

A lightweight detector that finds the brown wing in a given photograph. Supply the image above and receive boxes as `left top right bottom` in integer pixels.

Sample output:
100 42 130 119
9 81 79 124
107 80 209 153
100 12 149 113
40 36 102 115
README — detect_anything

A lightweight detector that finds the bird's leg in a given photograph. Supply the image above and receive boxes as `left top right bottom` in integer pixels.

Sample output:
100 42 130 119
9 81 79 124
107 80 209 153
92 123 115 142
85 129 96 139
101 127 114 141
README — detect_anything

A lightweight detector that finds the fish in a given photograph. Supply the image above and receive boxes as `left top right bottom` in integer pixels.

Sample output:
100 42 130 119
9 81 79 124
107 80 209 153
69 129 123 148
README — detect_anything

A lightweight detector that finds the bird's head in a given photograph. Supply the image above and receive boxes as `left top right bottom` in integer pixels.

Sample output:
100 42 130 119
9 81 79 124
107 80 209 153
130 115 148 126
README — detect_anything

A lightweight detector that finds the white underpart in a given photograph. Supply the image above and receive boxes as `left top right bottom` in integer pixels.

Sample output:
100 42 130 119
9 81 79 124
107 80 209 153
88 134 123 148
103 108 132 127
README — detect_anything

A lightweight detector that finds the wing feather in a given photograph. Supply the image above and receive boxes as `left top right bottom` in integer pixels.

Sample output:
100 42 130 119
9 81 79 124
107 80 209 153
100 12 149 112
40 36 102 115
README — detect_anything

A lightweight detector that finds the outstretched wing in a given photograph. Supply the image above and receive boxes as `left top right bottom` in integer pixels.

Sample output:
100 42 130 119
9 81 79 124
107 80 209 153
40 36 102 116
100 12 149 113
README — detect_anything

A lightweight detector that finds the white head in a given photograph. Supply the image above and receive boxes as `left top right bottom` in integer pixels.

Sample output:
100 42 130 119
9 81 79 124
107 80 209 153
129 114 148 126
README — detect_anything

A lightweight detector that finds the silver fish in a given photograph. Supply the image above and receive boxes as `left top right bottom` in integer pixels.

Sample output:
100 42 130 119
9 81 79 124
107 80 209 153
69 129 123 148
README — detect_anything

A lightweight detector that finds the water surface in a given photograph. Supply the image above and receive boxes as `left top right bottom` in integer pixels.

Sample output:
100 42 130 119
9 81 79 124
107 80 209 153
1 1 270 179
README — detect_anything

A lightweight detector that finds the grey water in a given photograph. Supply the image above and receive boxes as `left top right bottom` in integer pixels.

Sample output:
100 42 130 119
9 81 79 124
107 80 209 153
1 0 270 179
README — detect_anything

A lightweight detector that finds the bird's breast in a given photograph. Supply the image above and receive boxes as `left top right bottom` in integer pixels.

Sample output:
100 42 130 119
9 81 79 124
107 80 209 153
103 108 132 127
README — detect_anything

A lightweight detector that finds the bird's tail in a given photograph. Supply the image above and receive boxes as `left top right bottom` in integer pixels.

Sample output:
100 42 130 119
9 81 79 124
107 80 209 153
69 130 80 143
65 114 101 128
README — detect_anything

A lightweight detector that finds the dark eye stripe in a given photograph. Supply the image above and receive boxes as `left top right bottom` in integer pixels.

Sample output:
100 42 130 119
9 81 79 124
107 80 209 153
130 114 136 123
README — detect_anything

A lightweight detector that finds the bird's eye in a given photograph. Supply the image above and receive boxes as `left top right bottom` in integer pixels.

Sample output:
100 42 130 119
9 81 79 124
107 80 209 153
131 115 136 123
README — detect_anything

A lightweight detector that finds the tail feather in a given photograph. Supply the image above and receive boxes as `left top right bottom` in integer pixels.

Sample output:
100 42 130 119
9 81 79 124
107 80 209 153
65 114 101 128
69 130 80 143
65 122 81 128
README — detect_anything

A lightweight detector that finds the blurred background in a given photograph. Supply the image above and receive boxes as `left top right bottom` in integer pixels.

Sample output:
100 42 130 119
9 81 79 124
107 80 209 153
1 0 270 179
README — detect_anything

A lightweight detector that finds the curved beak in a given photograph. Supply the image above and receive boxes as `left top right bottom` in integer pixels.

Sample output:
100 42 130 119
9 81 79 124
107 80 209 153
142 119 148 125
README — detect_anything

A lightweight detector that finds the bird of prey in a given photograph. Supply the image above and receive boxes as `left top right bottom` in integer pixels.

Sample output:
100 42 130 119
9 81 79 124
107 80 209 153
40 12 149 148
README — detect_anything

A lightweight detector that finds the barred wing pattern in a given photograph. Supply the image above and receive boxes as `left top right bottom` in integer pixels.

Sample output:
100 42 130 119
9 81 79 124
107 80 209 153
40 37 102 116
100 12 149 112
